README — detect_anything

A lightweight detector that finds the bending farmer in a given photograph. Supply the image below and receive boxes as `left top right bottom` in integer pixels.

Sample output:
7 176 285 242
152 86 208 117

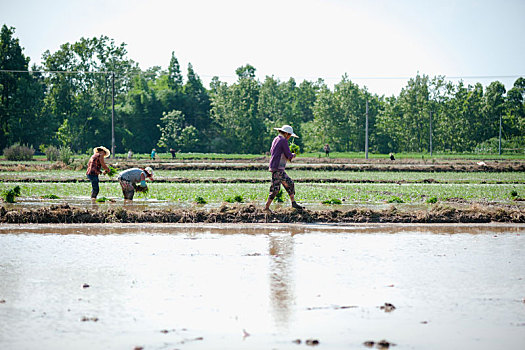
86 146 111 200
118 167 154 200
264 125 303 211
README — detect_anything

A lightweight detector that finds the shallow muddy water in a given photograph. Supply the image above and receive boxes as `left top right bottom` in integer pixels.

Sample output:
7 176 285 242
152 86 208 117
0 223 524 349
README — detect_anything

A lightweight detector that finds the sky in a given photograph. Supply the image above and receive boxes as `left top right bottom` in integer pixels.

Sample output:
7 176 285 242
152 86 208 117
1 0 524 96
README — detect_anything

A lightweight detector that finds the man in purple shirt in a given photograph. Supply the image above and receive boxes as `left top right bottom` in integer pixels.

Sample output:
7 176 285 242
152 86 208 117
264 125 303 212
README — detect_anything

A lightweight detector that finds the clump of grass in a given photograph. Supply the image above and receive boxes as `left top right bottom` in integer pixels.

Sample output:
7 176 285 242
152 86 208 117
388 196 404 203
1 185 21 203
426 196 438 204
106 166 118 177
510 190 518 198
41 194 60 199
195 196 207 204
96 196 112 203
225 195 243 203
322 198 342 205
275 189 285 203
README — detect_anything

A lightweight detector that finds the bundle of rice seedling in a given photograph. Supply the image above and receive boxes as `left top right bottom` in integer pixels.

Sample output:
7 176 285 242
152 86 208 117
106 166 118 177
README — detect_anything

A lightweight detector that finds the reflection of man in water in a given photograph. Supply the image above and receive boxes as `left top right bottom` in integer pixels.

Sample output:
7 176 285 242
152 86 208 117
268 232 295 328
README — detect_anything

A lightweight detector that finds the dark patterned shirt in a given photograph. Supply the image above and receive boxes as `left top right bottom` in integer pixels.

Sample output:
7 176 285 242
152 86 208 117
86 153 102 175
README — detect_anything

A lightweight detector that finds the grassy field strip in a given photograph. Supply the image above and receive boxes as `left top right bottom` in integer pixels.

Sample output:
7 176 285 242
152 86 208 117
1 170 524 184
2 182 523 204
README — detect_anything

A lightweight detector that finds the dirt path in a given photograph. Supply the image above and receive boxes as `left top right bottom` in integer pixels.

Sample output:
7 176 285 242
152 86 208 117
1 203 524 224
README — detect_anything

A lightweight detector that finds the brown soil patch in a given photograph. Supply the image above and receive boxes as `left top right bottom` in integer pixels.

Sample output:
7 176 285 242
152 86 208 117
2 177 511 184
1 203 523 224
1 159 524 173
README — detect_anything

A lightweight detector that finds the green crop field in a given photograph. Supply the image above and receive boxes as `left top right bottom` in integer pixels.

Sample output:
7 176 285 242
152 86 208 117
2 181 523 205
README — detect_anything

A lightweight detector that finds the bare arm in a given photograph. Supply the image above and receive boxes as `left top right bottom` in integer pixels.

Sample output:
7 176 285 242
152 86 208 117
100 156 110 173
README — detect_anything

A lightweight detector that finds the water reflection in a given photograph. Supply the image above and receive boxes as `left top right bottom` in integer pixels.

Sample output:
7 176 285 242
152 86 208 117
268 231 295 329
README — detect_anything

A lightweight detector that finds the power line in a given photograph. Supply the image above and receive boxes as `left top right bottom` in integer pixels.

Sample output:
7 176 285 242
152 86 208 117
0 69 523 80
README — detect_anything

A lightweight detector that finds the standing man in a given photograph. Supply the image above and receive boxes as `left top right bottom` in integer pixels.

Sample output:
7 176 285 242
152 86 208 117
150 148 156 160
264 125 303 212
324 144 331 157
86 146 111 200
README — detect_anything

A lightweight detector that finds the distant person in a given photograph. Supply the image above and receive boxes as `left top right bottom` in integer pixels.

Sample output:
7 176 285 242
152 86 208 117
389 153 395 161
264 125 303 212
324 144 331 157
86 146 111 200
150 148 156 160
169 148 176 159
127 149 133 160
117 167 154 201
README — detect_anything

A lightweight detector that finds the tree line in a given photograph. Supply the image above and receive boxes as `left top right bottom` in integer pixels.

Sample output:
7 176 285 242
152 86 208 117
1 25 524 156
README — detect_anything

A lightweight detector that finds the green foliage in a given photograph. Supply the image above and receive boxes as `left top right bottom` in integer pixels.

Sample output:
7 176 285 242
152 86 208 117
426 196 438 203
510 190 518 197
322 198 342 205
1 185 21 203
3 143 34 161
388 196 404 203
275 189 285 203
106 166 118 177
41 194 60 199
44 146 60 161
225 195 244 203
96 196 110 203
2 24 525 156
195 196 207 204
290 143 300 155
59 146 73 165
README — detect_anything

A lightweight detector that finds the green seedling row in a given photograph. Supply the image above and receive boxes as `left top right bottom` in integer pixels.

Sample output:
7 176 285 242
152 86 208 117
1 182 523 205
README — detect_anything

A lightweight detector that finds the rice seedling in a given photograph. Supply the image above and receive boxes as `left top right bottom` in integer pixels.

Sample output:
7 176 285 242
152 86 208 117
321 198 342 205
41 194 60 199
426 196 438 204
388 196 404 203
195 196 207 204
1 185 21 203
225 194 244 203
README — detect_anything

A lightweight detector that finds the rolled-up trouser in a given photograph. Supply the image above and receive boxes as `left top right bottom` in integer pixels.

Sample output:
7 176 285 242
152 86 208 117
118 176 135 200
86 174 99 199
268 170 295 199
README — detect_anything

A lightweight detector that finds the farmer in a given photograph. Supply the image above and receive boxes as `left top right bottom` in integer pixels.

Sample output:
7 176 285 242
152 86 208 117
127 149 133 159
86 146 111 200
324 144 331 157
117 167 154 200
264 125 303 212
150 148 156 160
169 148 176 159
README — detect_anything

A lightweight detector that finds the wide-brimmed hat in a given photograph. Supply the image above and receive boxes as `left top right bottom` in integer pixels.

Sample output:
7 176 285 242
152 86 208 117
93 146 110 158
144 166 154 176
274 125 299 138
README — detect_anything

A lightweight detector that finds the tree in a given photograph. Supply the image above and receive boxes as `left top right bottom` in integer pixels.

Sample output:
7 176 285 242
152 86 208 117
210 65 263 153
182 63 211 151
0 25 45 149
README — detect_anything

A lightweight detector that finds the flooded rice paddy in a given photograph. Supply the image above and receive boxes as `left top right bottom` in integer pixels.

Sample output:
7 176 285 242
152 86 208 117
0 223 524 349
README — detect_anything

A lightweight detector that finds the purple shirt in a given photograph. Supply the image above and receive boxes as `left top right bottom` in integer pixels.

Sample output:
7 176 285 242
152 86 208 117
269 135 294 171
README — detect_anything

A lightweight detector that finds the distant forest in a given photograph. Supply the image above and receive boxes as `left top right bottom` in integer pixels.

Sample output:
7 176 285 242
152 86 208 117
1 24 524 155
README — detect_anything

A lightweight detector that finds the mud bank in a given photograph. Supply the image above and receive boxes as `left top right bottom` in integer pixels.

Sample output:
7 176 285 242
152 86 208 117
1 203 524 224
2 159 524 173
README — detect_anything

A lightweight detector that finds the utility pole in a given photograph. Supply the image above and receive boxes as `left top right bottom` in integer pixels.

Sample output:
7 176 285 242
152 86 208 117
111 72 115 158
498 114 502 155
429 110 433 157
365 100 369 160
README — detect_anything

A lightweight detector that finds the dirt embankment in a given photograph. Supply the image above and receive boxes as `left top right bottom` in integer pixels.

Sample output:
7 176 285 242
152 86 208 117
2 158 524 173
1 204 524 224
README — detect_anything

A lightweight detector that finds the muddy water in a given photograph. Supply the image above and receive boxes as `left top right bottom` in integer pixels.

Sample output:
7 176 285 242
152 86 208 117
0 224 524 350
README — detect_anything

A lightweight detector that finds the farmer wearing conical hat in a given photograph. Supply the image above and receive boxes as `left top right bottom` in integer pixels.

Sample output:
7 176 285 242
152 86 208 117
117 167 154 201
264 125 303 212
86 146 111 200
